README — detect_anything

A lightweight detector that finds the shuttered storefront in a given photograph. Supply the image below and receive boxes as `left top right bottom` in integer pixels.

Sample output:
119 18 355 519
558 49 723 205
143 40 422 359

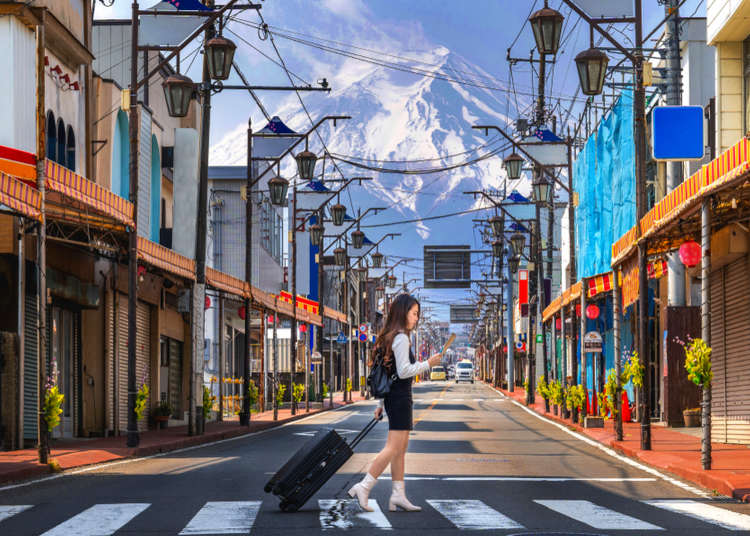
710 255 750 444
115 295 151 433
168 338 183 419
23 294 38 441
104 290 115 434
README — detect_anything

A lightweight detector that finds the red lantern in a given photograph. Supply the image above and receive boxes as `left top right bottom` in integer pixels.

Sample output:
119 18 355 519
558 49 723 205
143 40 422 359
575 303 581 317
585 304 600 319
238 306 246 319
299 324 307 333
555 317 561 330
204 296 211 310
679 240 701 268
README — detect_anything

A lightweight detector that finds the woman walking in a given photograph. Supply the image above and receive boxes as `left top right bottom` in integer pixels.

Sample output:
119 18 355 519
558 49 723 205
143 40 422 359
348 294 443 512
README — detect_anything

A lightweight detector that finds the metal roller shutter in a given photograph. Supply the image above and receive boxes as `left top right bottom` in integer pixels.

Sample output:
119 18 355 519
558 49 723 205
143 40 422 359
168 338 183 417
104 290 114 434
23 294 38 440
136 301 151 432
711 256 750 444
117 294 128 433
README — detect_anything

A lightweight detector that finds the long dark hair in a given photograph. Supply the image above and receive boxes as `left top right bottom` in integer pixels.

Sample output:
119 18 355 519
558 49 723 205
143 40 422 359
369 294 419 367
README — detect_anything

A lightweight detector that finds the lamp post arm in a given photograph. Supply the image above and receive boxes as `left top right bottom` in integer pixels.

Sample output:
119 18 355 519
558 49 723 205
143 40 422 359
559 0 637 63
472 125 570 194
295 178 376 234
346 233 401 270
136 0 243 90
251 115 351 190
319 205 386 254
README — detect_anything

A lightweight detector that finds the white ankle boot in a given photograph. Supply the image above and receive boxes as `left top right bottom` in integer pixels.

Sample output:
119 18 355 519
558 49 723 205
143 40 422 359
347 473 376 511
389 480 421 512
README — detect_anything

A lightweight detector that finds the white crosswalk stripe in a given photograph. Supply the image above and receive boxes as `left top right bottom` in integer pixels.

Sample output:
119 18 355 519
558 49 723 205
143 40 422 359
40 503 150 536
179 501 261 535
645 499 750 531
427 499 524 530
535 499 663 531
0 505 33 523
319 499 391 530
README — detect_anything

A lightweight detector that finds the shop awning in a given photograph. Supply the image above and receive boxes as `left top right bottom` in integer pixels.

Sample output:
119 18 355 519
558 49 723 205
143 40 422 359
206 267 248 298
322 306 347 324
45 160 135 229
0 145 36 186
137 236 195 280
0 171 42 221
587 272 614 299
612 138 750 266
542 280 583 323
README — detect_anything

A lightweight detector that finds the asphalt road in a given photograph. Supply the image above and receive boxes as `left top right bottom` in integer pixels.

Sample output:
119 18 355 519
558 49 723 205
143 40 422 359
2 381 750 535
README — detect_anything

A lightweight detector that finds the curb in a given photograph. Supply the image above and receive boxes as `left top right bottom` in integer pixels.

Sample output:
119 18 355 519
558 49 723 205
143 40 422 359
0 398 366 488
484 381 747 502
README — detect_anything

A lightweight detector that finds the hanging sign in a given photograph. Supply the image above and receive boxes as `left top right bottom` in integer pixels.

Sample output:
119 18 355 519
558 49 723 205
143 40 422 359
583 331 603 353
311 351 323 364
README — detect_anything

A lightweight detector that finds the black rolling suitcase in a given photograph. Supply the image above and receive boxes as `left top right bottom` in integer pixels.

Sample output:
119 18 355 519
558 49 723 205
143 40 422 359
264 418 380 512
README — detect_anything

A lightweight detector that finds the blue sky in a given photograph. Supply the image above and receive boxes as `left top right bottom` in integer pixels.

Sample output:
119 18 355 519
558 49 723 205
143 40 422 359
93 0 707 325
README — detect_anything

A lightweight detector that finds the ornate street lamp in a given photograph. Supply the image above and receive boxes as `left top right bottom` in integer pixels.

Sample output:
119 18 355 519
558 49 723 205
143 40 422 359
351 229 365 249
508 255 520 274
162 73 194 118
268 175 289 206
331 203 346 226
204 35 236 81
510 233 525 257
503 153 524 180
528 3 564 56
295 150 317 182
575 47 609 96
371 251 384 268
492 240 503 259
532 176 552 205
376 286 385 301
387 274 397 288
489 215 503 236
333 247 347 266
309 223 324 246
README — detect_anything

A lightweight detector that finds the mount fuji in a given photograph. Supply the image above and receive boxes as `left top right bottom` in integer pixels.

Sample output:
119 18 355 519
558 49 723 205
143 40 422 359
210 46 531 289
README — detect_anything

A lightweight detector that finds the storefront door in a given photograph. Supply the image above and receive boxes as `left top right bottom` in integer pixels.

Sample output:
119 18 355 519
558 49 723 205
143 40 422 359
50 306 79 439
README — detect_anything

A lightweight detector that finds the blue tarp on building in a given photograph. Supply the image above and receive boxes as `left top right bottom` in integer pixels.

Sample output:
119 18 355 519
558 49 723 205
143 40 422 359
574 90 637 279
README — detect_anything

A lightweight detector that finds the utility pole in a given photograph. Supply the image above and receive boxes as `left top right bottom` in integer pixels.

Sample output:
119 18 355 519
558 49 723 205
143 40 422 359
665 0 685 306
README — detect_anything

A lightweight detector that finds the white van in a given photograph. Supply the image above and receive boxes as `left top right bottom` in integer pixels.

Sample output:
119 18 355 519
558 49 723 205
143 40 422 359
455 361 474 383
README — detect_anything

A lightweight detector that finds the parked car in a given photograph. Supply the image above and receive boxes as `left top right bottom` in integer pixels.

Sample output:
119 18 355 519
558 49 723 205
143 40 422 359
447 365 455 379
455 361 474 383
430 366 447 381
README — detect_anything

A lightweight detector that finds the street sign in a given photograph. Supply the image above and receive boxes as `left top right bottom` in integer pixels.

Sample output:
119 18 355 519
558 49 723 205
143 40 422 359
515 341 526 352
311 351 322 364
450 304 479 323
574 0 634 18
519 137 568 167
337 332 348 344
424 245 471 289
358 333 367 342
359 323 368 334
536 333 543 343
583 331 603 353
652 106 704 161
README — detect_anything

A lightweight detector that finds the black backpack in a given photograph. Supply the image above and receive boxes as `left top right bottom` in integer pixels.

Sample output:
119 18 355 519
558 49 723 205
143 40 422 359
367 346 398 398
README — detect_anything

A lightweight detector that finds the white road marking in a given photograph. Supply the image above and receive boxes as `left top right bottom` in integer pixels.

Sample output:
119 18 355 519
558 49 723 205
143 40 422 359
645 499 750 531
381 476 655 482
179 501 261 535
486 384 712 498
40 503 150 536
318 499 391 530
0 505 33 523
0 398 368 494
427 499 524 530
292 432 317 437
535 499 663 531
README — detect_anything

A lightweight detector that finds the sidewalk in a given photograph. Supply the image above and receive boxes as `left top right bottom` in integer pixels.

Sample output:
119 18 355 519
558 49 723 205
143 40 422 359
494 382 750 502
0 391 368 487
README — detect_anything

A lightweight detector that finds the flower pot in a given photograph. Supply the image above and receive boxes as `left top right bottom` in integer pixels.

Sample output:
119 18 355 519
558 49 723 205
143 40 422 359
683 409 701 427
155 415 168 429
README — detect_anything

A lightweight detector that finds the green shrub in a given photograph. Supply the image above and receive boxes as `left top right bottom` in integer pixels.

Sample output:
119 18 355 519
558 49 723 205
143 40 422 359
276 384 286 407
135 383 149 421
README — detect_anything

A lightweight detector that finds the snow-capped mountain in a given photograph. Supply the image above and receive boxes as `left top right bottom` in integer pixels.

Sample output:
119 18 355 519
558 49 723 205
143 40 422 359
210 47 530 262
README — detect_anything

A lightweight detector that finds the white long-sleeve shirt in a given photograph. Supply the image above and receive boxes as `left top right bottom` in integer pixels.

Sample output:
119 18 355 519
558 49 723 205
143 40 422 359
377 333 430 408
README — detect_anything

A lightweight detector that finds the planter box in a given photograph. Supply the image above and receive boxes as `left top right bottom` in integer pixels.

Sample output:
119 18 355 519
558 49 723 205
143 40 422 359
683 411 701 427
584 416 604 428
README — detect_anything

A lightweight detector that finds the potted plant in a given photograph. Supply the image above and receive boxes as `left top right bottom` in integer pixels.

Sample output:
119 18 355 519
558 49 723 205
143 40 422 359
536 376 550 412
683 407 701 427
153 401 172 429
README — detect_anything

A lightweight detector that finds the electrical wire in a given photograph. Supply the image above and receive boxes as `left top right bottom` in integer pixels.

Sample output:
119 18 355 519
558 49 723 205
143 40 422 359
360 205 493 229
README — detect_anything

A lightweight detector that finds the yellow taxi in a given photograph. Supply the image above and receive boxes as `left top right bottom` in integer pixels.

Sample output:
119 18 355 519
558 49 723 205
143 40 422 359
430 365 447 381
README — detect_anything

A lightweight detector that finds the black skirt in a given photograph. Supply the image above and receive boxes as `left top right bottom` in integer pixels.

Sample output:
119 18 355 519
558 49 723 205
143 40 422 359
384 394 413 430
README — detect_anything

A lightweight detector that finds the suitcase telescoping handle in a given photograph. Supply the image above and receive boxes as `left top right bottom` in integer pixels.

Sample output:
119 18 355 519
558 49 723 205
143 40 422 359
348 417 380 450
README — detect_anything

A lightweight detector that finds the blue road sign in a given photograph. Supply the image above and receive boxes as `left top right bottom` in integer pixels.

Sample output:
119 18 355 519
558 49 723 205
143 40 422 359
358 333 367 342
652 106 704 161
337 332 348 344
